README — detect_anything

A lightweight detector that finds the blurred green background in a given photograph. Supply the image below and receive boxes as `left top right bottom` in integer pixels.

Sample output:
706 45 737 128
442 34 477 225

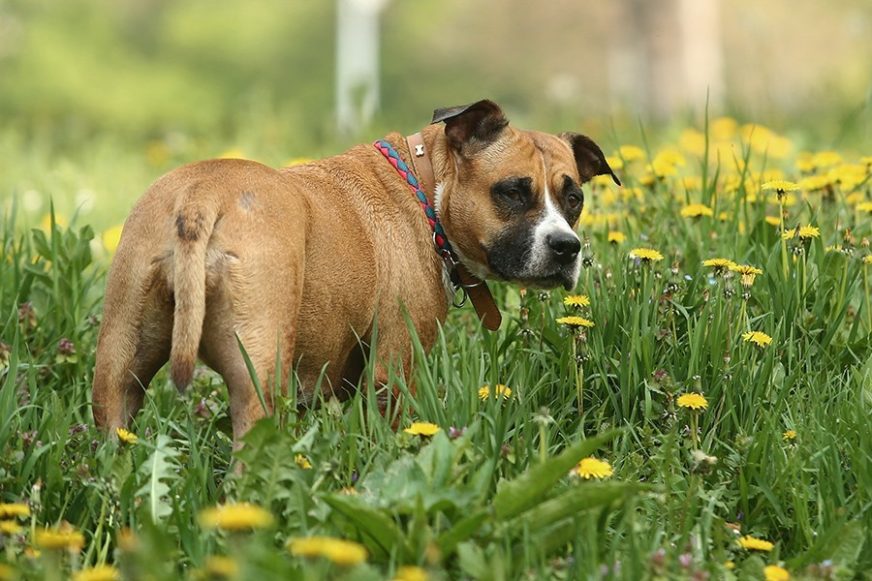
0 0 869 232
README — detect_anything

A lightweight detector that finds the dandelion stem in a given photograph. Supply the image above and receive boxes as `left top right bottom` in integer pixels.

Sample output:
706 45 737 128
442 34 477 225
690 412 699 449
865 266 872 331
572 336 584 420
778 195 789 279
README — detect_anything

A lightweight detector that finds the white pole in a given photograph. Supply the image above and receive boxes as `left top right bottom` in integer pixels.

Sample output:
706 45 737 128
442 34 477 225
336 0 388 135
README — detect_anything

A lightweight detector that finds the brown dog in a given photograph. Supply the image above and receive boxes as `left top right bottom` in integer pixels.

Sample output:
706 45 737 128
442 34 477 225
92 99 618 445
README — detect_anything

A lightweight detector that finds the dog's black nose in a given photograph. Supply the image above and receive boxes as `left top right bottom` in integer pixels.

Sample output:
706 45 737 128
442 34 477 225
547 232 581 265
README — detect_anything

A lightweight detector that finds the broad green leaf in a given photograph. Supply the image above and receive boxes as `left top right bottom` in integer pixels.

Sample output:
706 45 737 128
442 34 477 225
437 509 489 555
456 541 489 580
135 434 179 522
322 493 410 559
516 481 639 532
493 429 619 520
789 519 865 570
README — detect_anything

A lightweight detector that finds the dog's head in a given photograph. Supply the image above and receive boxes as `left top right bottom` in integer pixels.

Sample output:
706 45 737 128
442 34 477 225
433 99 619 291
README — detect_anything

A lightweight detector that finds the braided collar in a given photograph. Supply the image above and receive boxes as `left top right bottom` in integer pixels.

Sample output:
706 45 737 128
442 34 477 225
373 139 455 264
373 137 502 331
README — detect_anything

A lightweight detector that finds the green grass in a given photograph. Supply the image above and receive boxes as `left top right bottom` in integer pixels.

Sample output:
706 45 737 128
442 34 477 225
1 121 871 580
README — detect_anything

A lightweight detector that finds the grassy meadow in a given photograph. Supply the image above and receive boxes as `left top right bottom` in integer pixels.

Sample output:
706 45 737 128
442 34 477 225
1 117 872 581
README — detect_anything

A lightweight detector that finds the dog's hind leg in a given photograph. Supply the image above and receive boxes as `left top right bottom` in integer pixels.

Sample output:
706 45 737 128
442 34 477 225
198 247 304 448
93 261 173 431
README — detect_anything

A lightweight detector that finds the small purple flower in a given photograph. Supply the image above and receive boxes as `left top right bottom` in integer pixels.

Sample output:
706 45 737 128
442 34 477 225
18 302 36 327
58 338 76 356
448 426 466 439
68 423 88 436
678 553 693 569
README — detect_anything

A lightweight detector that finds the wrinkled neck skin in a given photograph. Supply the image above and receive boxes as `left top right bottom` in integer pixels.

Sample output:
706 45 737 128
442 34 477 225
416 125 492 280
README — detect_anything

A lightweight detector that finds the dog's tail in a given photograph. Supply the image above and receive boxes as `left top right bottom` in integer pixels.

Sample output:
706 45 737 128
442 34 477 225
170 188 218 391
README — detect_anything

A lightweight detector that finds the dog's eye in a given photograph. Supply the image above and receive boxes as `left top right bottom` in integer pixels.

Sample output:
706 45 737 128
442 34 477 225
492 177 533 209
502 189 525 204
566 192 582 209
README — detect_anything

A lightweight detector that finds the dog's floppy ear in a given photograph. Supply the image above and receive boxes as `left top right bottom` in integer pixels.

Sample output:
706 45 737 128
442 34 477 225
559 132 621 186
432 99 508 152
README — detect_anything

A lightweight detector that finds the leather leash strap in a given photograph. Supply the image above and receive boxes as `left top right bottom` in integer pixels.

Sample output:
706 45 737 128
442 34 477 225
405 132 502 331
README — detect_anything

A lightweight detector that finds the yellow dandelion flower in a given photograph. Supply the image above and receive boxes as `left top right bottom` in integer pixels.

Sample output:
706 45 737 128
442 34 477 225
648 159 678 178
563 295 591 308
681 176 703 191
761 180 800 193
797 225 820 240
679 129 706 156
115 428 138 445
572 457 614 480
218 148 247 160
764 565 790 581
654 149 686 167
730 264 763 287
864 255 872 265
796 154 815 173
605 155 624 171
629 248 664 262
730 264 762 276
284 157 314 167
783 430 797 441
677 393 708 411
35 526 86 551
680 203 714 218
738 535 774 551
724 560 735 570
404 422 440 436
0 520 22 535
618 145 645 161
592 174 617 188
101 225 124 255
288 536 368 567
478 384 513 400
204 555 239 578
811 151 842 169
72 565 120 581
765 216 781 227
702 258 736 272
712 117 738 140
295 454 313 470
800 175 832 191
0 503 30 519
742 331 773 348
393 565 429 581
781 229 797 241
607 231 626 244
556 316 595 328
855 201 872 214
198 502 274 531
39 213 68 232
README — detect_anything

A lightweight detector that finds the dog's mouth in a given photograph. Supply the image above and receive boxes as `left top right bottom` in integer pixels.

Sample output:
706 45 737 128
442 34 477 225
514 271 577 291
486 259 579 291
